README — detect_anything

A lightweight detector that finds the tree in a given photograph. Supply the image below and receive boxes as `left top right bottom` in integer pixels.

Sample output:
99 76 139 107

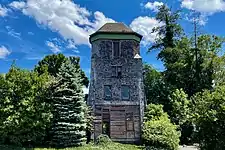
149 4 183 59
35 53 66 77
0 65 52 146
169 89 194 144
50 59 87 148
35 54 89 87
143 64 173 113
147 5 225 97
162 35 225 96
191 85 225 150
170 89 190 126
69 56 89 87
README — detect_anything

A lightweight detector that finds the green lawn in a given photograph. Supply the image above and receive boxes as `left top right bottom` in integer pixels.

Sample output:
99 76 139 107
0 142 144 150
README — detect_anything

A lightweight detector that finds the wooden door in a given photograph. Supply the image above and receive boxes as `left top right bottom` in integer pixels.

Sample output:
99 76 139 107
126 112 134 138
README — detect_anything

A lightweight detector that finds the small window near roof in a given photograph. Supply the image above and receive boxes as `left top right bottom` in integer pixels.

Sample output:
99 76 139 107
121 85 130 100
112 66 117 77
113 41 120 57
111 66 122 77
117 66 122 77
104 85 112 100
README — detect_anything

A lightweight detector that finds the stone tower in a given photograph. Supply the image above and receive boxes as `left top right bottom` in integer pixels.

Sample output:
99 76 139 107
88 23 145 143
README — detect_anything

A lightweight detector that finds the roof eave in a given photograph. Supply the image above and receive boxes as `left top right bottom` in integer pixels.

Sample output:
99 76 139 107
89 32 143 43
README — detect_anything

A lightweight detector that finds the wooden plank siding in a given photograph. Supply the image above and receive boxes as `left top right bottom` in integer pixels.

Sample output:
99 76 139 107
93 105 141 142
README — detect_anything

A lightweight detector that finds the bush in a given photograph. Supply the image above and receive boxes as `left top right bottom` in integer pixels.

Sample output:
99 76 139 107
142 104 180 150
191 85 225 150
0 67 52 147
144 104 165 121
96 134 111 145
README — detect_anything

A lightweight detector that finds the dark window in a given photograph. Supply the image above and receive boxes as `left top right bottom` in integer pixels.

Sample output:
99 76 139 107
117 66 122 77
112 66 122 77
102 109 110 137
112 66 117 77
104 85 112 100
121 85 130 100
113 41 120 57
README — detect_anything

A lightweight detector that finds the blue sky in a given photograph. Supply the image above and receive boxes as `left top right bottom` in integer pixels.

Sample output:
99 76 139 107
0 0 225 78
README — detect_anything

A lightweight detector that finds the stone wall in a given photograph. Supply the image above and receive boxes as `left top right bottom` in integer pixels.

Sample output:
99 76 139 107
88 39 145 143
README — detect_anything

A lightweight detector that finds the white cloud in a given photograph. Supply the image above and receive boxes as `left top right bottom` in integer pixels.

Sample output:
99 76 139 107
66 40 77 49
144 1 164 12
185 13 208 26
130 16 163 46
28 31 34 35
181 0 225 14
46 41 61 53
6 26 21 39
0 46 11 59
0 4 9 17
9 0 115 47
181 0 225 25
9 1 26 10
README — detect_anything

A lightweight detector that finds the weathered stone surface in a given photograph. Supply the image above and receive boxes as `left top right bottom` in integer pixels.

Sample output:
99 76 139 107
88 23 145 143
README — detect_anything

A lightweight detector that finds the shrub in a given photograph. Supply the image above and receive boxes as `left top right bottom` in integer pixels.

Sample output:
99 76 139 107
191 85 225 150
144 104 166 121
142 104 180 150
96 134 111 145
0 67 52 147
143 116 180 150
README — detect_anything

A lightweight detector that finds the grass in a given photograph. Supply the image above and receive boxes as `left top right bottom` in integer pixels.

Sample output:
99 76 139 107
0 142 144 150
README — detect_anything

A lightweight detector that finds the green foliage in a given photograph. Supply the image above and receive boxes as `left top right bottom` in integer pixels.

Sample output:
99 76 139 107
170 89 190 126
144 104 166 121
142 104 180 150
149 4 183 52
0 66 52 146
0 55 90 148
163 35 225 97
142 116 180 150
149 3 225 97
96 134 111 145
169 89 194 144
35 54 89 87
50 59 87 148
143 65 173 113
85 106 94 144
0 142 144 150
145 2 225 149
191 85 225 150
35 53 66 77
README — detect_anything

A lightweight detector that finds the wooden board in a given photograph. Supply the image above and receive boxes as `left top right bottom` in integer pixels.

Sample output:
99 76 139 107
127 131 135 138
126 121 134 131
111 121 125 126
111 126 125 132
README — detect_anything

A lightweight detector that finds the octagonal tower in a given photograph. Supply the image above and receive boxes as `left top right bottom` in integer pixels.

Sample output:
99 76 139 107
88 23 145 143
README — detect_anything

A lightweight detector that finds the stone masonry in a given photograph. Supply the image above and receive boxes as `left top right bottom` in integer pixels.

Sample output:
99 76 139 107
88 23 145 143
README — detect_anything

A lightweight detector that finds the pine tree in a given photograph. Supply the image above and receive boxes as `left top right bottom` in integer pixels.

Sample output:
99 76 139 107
50 59 87 148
